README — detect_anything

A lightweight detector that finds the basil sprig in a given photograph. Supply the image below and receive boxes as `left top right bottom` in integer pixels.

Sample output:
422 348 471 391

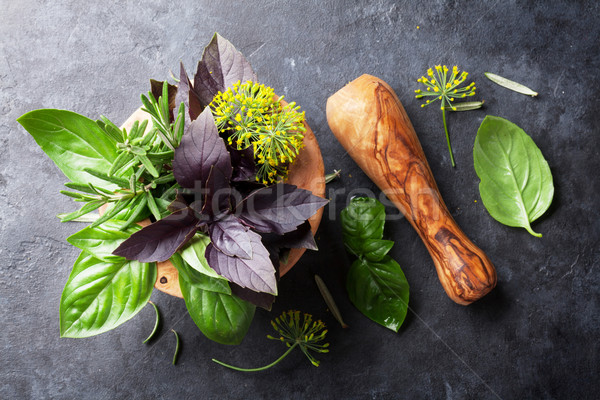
341 197 409 332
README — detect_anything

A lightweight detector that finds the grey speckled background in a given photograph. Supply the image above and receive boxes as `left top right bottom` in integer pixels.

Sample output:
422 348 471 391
1 1 599 399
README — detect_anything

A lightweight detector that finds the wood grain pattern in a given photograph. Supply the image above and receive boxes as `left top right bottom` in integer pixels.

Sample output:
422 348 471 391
326 74 496 305
118 101 325 298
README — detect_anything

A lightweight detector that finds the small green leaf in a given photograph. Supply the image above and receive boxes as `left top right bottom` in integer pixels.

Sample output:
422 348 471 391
340 197 386 255
171 329 180 365
18 109 118 187
109 152 132 177
448 101 485 112
346 257 409 332
98 116 125 142
179 234 221 279
145 192 162 221
485 72 538 97
137 154 160 178
119 194 148 230
143 301 160 344
171 253 230 294
176 255 254 345
59 200 106 222
67 219 141 262
362 239 394 262
60 252 156 338
474 116 554 237
89 197 133 228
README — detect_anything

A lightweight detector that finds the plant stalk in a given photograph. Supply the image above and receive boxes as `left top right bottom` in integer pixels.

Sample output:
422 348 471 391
442 106 456 168
212 343 298 372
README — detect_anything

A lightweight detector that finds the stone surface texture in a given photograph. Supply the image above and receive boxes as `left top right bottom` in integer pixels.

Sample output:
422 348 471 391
1 1 598 399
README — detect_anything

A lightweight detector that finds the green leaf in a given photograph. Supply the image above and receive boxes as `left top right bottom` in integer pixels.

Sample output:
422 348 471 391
448 101 484 112
362 239 394 262
340 197 386 256
484 72 538 97
60 252 156 338
113 194 151 223
176 254 254 345
18 109 118 187
473 116 554 237
171 253 230 294
67 220 141 262
59 200 106 222
346 257 409 332
179 234 221 278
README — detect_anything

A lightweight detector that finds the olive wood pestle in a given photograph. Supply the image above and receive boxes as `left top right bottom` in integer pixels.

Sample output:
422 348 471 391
326 74 496 305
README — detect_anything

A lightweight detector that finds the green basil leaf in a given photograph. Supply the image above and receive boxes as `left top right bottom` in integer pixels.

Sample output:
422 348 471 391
177 256 254 345
340 197 386 256
67 220 141 262
171 253 230 294
474 116 554 237
60 252 156 338
179 234 221 278
362 239 394 262
346 256 409 332
17 109 118 187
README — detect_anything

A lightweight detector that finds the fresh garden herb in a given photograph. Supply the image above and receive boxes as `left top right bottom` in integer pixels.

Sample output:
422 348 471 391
485 72 538 97
315 275 348 329
474 116 554 237
324 169 341 183
171 329 180 365
415 65 479 167
210 81 306 184
341 198 409 332
212 310 329 371
19 33 328 346
449 100 485 112
59 252 156 338
143 301 160 344
114 106 327 295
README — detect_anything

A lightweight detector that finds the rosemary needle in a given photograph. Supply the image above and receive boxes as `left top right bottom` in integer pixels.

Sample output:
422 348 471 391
171 329 180 365
315 275 349 328
142 301 160 344
485 72 538 97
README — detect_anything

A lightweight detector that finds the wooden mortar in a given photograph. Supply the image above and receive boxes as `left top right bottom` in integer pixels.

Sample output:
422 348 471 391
326 74 496 305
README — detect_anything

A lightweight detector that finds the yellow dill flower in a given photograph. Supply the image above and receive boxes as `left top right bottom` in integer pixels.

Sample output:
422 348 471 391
415 65 479 168
209 80 306 185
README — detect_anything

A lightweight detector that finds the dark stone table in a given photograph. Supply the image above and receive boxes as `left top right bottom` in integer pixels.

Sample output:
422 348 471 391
1 1 598 399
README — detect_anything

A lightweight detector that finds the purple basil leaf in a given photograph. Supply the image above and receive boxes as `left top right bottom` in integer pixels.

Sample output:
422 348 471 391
209 214 252 259
261 220 317 251
113 208 199 262
177 62 204 121
228 145 256 182
173 108 232 189
203 165 232 216
192 60 224 107
230 282 276 310
205 230 277 295
168 190 189 213
239 183 329 234
201 33 257 91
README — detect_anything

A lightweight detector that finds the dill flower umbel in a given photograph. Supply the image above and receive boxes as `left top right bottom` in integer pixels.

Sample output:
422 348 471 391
210 81 306 184
415 65 477 168
212 310 329 371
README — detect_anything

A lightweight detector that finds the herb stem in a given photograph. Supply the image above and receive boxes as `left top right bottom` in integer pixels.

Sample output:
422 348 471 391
212 343 298 372
441 106 455 168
